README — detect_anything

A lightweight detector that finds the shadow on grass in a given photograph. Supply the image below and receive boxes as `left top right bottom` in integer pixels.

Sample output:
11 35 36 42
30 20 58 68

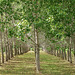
0 51 75 75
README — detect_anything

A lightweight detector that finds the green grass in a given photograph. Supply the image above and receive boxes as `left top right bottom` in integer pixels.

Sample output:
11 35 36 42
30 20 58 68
0 51 75 75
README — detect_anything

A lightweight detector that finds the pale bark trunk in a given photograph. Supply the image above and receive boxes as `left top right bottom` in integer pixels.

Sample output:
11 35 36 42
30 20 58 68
35 29 40 73
34 26 36 58
57 50 58 57
19 44 21 54
64 49 66 60
1 14 4 63
69 37 72 63
1 29 4 63
5 13 8 61
69 47 72 63
4 31 6 60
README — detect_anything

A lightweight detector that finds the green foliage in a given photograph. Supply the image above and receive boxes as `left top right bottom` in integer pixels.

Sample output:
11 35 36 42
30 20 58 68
8 26 14 38
1 25 5 32
0 0 75 55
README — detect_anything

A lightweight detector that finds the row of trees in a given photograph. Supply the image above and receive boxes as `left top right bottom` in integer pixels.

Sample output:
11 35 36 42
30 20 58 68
0 0 75 73
0 0 28 65
42 0 75 64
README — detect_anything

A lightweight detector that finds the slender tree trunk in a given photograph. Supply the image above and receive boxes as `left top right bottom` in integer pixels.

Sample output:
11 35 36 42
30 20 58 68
64 49 66 60
69 47 72 63
1 32 4 63
6 29 10 60
10 39 13 58
54 49 56 56
61 50 64 59
4 30 9 61
20 44 21 54
51 47 53 55
58 50 60 57
69 37 72 63
59 49 61 57
8 41 10 60
6 28 8 61
17 47 19 55
74 44 75 64
5 13 8 61
5 44 8 61
1 14 4 63
14 39 17 56
35 29 40 73
67 49 69 61
57 50 58 57
34 26 36 58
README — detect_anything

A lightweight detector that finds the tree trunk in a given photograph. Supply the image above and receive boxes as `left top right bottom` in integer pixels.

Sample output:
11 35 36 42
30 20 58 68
34 26 36 58
74 44 75 64
69 37 72 63
6 44 8 61
61 50 64 59
1 14 4 63
35 29 40 73
59 49 61 57
4 30 10 61
5 13 8 61
10 39 13 58
14 39 17 56
54 49 56 56
5 28 8 61
69 47 72 63
64 49 66 60
67 50 69 61
1 29 4 63
8 42 10 60
20 44 21 54
57 50 58 57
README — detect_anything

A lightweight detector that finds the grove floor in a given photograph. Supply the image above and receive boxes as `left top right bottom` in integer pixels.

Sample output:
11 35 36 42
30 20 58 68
0 51 75 75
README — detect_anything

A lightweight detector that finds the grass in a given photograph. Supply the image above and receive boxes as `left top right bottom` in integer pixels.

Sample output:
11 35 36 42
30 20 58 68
0 51 75 75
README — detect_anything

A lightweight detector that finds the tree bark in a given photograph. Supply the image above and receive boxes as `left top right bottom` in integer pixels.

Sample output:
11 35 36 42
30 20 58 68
54 49 56 56
1 14 4 63
74 43 75 64
34 26 36 58
35 29 40 73
57 50 58 57
61 50 64 59
8 41 10 60
10 39 13 58
69 47 72 63
20 44 21 54
67 49 70 61
69 37 72 63
14 39 17 56
5 28 8 61
64 49 66 60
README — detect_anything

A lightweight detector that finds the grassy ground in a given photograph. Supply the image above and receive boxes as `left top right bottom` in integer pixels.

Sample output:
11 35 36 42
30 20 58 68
0 51 75 75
